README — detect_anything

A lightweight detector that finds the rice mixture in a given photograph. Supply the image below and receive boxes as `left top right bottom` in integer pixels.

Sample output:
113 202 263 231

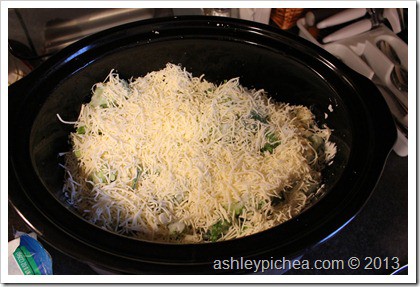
60 63 336 243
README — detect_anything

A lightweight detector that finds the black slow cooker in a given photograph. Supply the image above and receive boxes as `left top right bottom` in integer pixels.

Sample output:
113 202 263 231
8 16 396 274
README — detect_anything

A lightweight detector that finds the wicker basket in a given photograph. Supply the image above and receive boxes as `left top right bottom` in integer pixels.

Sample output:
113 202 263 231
271 8 306 30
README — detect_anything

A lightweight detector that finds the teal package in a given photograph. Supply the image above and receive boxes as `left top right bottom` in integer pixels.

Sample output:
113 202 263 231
13 234 53 275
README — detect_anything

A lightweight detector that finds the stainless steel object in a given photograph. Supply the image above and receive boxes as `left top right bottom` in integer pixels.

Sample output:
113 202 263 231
203 8 232 17
44 8 155 54
390 66 408 92
377 40 408 92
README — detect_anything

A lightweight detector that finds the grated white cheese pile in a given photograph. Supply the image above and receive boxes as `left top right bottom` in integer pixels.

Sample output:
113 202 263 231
60 63 336 243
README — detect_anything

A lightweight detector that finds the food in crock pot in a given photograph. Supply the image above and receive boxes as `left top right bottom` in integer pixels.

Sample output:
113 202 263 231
58 63 336 243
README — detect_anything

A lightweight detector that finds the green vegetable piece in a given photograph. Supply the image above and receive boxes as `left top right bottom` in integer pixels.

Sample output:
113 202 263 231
74 150 82 158
92 170 107 184
232 202 244 217
250 110 268 124
206 220 231 242
260 143 273 154
131 167 142 189
90 85 108 108
260 132 281 154
76 126 86 134
90 169 117 184
266 132 277 143
110 172 117 182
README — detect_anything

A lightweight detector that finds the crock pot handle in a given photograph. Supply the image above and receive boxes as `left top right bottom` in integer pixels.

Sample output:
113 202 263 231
8 69 43 112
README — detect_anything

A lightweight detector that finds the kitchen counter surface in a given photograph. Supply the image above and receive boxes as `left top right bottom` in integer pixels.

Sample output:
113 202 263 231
8 151 408 275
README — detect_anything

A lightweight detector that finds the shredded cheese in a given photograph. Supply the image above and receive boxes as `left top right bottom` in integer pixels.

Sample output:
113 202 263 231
60 63 336 243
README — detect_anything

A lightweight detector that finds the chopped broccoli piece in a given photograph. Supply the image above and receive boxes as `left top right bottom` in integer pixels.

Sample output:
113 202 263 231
76 126 86 134
260 132 281 154
250 110 268 124
204 220 231 242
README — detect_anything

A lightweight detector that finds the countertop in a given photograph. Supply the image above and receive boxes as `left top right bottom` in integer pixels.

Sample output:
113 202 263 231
8 151 408 275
